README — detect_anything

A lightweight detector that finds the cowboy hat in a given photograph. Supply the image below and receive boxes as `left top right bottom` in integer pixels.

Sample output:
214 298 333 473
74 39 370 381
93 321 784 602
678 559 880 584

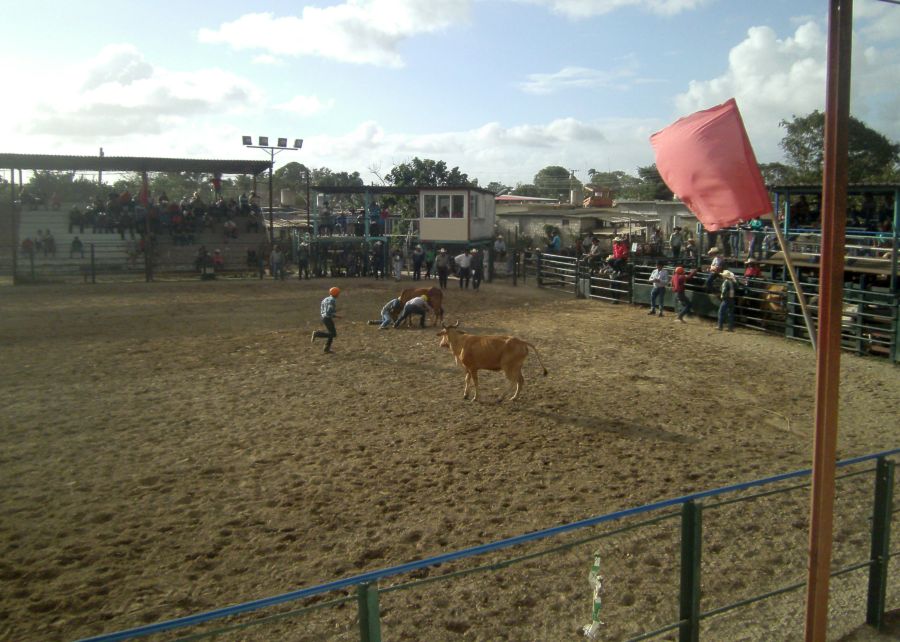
707 247 720 255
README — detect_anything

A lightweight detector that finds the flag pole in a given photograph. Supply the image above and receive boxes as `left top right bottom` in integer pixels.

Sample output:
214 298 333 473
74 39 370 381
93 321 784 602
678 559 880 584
804 0 852 639
769 214 817 352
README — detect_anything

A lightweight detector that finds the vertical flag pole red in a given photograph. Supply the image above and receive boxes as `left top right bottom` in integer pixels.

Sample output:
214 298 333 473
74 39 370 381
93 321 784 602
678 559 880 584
804 1 852 639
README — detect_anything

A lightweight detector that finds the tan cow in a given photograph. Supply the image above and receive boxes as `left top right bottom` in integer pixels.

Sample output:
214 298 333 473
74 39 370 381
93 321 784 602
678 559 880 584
395 286 444 327
436 321 547 402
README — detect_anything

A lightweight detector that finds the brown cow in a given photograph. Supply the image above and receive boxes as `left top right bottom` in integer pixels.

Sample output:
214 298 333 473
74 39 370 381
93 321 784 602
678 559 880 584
436 321 547 402
395 286 444 327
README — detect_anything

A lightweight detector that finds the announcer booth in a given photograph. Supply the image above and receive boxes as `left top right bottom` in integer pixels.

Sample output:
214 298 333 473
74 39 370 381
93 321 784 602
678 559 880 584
417 186 497 269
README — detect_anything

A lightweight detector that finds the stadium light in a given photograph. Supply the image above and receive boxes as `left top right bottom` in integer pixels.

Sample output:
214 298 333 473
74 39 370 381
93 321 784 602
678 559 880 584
242 135 304 244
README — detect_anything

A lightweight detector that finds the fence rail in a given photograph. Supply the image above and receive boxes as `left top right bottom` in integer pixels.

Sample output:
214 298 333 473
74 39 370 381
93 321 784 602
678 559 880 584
79 448 899 642
525 252 899 363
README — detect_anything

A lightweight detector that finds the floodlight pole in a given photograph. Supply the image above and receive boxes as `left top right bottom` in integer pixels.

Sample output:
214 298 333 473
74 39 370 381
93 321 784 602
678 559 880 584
244 140 302 244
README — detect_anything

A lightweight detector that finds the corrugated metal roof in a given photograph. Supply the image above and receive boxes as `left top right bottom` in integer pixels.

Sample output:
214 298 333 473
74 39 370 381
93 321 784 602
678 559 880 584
0 153 271 175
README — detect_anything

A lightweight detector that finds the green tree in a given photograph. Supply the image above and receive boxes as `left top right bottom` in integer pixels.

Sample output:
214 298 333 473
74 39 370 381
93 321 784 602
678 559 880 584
386 157 473 188
532 165 578 199
779 110 900 183
485 181 510 195
511 183 542 197
586 169 641 195
758 162 798 186
628 164 673 201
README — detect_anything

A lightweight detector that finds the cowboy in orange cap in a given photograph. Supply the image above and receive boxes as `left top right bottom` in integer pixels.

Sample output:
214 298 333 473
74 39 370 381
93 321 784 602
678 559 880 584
311 287 341 353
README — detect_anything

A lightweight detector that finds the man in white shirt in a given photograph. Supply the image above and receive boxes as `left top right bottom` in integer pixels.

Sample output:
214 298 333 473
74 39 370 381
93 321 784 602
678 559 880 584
455 250 472 289
648 260 670 317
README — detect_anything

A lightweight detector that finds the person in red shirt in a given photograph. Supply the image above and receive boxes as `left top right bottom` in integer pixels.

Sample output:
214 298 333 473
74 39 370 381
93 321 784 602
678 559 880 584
607 236 630 275
743 257 762 279
671 265 698 323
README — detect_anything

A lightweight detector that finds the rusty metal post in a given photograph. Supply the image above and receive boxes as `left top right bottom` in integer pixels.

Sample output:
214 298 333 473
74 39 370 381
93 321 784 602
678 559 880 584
805 1 852 640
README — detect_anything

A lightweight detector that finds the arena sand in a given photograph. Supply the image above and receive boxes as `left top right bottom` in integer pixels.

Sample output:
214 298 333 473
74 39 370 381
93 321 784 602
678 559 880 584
0 277 898 641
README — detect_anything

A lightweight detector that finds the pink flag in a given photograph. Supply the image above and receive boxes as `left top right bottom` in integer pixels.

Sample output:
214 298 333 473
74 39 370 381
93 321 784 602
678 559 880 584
650 98 771 231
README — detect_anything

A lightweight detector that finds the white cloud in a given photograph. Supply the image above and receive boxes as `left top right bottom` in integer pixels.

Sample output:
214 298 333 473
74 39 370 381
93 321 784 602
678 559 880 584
518 57 642 94
300 117 657 185
275 95 335 116
518 0 711 18
673 18 900 162
197 0 470 68
252 54 283 65
10 44 261 139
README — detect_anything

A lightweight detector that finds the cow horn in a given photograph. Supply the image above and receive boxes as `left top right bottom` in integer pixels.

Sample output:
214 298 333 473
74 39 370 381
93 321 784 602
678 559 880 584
452 320 460 328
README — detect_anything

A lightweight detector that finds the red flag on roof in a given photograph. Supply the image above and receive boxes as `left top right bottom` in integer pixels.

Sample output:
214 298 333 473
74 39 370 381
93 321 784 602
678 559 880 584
650 98 771 231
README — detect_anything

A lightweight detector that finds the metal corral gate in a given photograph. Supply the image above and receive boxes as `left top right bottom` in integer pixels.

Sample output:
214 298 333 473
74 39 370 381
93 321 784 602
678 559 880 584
525 253 899 363
80 450 898 641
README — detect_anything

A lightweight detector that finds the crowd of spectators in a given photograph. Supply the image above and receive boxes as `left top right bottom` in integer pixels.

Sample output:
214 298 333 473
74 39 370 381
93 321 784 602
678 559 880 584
66 190 264 245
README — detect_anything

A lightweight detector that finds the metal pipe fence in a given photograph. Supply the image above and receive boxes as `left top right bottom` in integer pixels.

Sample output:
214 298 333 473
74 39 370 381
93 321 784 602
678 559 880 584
528 253 899 363
78 449 899 642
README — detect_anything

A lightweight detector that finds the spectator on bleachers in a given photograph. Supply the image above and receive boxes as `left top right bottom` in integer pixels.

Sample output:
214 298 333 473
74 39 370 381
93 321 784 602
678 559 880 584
212 249 224 270
70 236 84 259
21 237 34 258
50 192 61 211
250 192 261 215
43 230 56 258
239 192 250 216
224 219 238 240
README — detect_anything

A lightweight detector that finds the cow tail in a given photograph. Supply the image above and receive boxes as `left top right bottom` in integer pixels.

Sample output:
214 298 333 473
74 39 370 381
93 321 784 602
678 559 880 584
524 342 548 376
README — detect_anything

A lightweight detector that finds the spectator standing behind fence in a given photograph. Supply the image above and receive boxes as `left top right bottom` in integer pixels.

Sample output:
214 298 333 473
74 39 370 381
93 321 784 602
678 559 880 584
671 266 698 323
412 245 425 281
392 250 403 281
455 250 472 289
547 229 561 253
311 287 341 353
717 271 737 332
424 246 435 279
647 260 670 317
270 245 285 280
494 235 507 264
471 248 484 291
669 227 684 260
297 242 310 280
435 248 450 289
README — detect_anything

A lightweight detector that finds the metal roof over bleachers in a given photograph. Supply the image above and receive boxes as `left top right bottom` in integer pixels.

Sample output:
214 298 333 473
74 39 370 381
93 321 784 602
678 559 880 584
0 153 271 176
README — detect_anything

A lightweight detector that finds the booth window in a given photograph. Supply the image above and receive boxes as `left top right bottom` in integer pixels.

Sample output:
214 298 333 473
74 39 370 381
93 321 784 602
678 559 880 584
424 195 436 218
451 194 465 218
469 194 480 219
438 195 450 218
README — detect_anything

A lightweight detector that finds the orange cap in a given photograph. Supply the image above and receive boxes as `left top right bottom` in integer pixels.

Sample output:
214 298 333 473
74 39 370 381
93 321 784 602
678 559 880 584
329 287 341 297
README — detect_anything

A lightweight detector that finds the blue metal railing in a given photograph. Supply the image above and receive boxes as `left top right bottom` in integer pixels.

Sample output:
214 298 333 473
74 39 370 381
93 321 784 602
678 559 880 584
78 448 899 642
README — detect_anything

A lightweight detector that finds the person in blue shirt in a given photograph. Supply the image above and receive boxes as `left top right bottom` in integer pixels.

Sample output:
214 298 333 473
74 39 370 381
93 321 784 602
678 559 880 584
368 297 402 329
311 287 341 353
547 229 561 253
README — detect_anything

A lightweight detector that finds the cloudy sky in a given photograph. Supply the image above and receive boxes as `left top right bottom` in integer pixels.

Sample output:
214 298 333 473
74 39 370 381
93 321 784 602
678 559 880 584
2 0 898 187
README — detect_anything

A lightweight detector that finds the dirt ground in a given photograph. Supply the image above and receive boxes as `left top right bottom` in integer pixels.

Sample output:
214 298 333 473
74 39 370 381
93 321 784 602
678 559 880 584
0 276 898 642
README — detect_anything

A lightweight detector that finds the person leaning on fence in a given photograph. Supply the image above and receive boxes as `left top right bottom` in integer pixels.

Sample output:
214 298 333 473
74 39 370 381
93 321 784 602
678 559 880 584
704 247 725 292
270 245 285 280
671 266 698 323
311 287 341 353
585 237 603 270
717 271 737 332
647 260 670 317
435 248 451 289
394 294 432 329
368 297 402 329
